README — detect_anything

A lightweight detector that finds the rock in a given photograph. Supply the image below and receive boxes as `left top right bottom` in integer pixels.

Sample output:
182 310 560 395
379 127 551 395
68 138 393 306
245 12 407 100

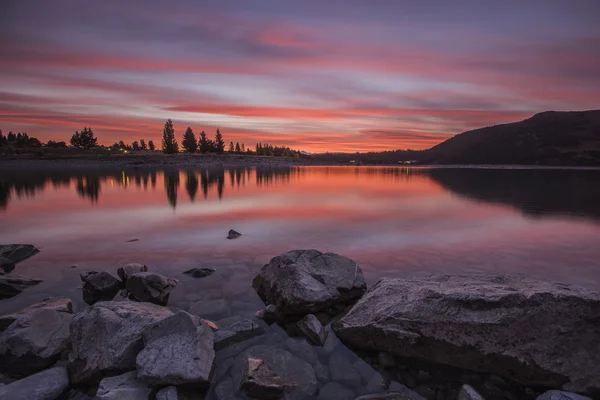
232 345 317 400
183 268 216 278
0 275 42 299
214 318 266 351
334 275 600 394
323 329 341 353
0 257 14 273
136 311 214 386
68 301 173 384
126 238 139 242
252 250 367 316
317 382 355 400
0 309 72 376
458 384 486 400
80 271 121 304
314 361 329 382
156 386 178 400
0 366 69 400
285 338 319 365
536 391 593 400
126 272 178 306
189 299 230 319
95 370 151 400
378 352 396 368
117 263 147 283
353 359 375 383
0 244 40 265
240 357 296 400
0 298 72 331
256 304 279 323
227 229 242 239
214 377 242 400
356 392 426 400
297 314 328 345
328 351 362 388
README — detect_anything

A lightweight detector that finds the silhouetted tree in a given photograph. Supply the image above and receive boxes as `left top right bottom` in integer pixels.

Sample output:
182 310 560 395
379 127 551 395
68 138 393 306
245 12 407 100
132 141 140 151
164 171 180 208
71 127 97 149
0 130 5 146
7 132 16 142
162 119 179 154
140 139 147 150
148 140 155 151
46 140 68 148
235 142 241 153
241 143 245 153
214 129 225 154
118 141 126 149
199 131 211 154
228 141 235 153
185 171 198 202
182 127 198 153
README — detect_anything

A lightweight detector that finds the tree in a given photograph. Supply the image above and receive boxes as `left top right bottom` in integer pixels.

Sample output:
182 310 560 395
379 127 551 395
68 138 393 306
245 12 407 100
228 141 234 153
214 129 225 154
132 141 140 151
161 119 179 154
148 140 155 151
7 132 16 142
118 140 127 149
0 130 6 146
140 139 147 150
235 142 241 153
182 127 198 153
47 140 68 148
241 143 245 153
199 131 211 154
71 127 97 149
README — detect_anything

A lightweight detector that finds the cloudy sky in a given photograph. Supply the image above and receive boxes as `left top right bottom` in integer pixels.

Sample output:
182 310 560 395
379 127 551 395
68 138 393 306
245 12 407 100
1 1 599 151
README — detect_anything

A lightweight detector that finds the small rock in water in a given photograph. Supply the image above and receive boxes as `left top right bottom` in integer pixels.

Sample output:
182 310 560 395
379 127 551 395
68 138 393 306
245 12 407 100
95 370 151 400
458 384 486 400
0 275 42 299
0 298 72 330
255 304 279 324
536 391 593 400
227 229 242 239
80 271 121 305
126 238 140 242
117 263 148 283
214 319 266 351
126 272 178 306
0 244 40 265
183 267 216 278
239 357 296 400
297 314 328 346
0 366 69 400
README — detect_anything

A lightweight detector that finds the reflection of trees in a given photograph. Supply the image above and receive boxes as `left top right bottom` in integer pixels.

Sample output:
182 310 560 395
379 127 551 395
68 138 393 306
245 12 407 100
185 171 198 202
76 176 100 202
0 181 10 210
164 171 180 209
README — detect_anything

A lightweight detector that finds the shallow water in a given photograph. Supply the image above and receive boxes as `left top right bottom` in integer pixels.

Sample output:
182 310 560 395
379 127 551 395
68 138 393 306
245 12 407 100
1 166 600 399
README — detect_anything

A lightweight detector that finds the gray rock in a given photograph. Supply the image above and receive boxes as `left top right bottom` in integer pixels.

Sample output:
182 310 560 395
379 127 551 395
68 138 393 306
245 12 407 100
136 311 214 386
80 271 121 304
334 275 600 394
355 391 426 400
314 361 330 382
0 309 72 376
0 366 69 400
458 384 486 400
156 386 178 400
256 304 279 323
214 377 242 400
323 329 341 353
184 268 216 278
285 337 319 365
240 357 296 400
95 370 151 400
68 301 173 384
252 250 367 316
317 382 355 400
0 275 42 299
117 263 148 283
126 272 178 306
378 352 396 368
297 314 328 346
365 373 386 393
214 318 266 350
0 244 40 265
328 351 362 388
536 391 593 400
227 229 242 239
232 345 317 400
0 298 72 331
353 359 375 383
189 299 230 319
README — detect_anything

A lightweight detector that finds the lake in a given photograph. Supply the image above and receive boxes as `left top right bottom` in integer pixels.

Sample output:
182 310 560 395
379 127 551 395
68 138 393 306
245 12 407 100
1 165 600 398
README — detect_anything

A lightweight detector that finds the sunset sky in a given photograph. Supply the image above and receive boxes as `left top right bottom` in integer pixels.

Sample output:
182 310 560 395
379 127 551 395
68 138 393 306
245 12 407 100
1 1 599 152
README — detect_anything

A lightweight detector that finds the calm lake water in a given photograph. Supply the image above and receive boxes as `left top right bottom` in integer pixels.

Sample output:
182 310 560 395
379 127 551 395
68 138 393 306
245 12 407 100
1 165 600 398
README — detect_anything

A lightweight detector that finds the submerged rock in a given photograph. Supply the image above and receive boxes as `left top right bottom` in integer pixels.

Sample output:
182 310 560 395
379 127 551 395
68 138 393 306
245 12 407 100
80 271 121 305
156 386 178 400
255 304 279 324
136 311 215 386
0 244 40 265
68 301 173 384
0 308 72 376
316 382 355 400
0 366 69 400
252 250 367 317
183 268 216 278
117 263 148 283
189 299 230 319
0 275 43 299
214 318 266 351
355 392 426 400
297 314 328 346
95 370 151 400
0 298 72 331
334 274 600 395
126 272 178 306
240 357 296 400
536 391 592 400
458 384 486 400
227 229 242 239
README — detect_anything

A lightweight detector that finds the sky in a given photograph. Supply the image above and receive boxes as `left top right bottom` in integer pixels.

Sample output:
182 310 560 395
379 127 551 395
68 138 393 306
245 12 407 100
1 1 599 152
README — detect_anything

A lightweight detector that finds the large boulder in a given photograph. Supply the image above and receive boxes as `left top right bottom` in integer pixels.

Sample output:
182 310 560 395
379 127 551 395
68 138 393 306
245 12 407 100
80 271 121 304
0 298 72 331
117 263 148 283
0 366 69 400
68 301 173 384
0 244 40 265
126 272 178 306
95 370 151 400
252 250 367 316
0 308 72 376
333 275 600 395
136 311 215 386
0 275 42 299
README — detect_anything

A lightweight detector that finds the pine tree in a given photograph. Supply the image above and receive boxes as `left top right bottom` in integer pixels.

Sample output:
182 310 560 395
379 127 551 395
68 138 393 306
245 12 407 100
214 129 225 154
199 131 211 154
235 142 241 153
7 132 16 142
161 119 179 154
132 141 140 151
241 143 245 153
80 127 98 149
140 139 147 150
182 127 198 153
70 131 81 148
148 140 155 151
228 141 234 153
0 129 6 146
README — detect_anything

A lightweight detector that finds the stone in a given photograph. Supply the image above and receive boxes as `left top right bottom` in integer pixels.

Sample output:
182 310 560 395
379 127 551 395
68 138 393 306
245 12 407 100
334 275 600 394
183 268 216 278
214 377 242 400
297 314 328 345
136 311 214 386
0 366 69 400
0 244 40 265
189 299 230 319
68 301 173 384
323 329 341 353
355 392 427 400
252 250 367 316
353 359 375 383
156 386 178 400
95 370 151 400
80 271 121 304
0 275 42 299
328 351 362 388
0 309 72 376
378 352 396 368
214 318 266 350
256 304 279 323
227 229 242 239
314 361 330 382
317 382 355 400
117 263 147 283
232 345 317 400
536 391 593 400
240 357 296 400
285 337 319 365
0 298 72 331
126 272 178 306
458 384 486 400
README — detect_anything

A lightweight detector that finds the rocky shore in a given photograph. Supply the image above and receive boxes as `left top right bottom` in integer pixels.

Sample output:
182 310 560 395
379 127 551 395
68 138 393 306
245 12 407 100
0 247 598 400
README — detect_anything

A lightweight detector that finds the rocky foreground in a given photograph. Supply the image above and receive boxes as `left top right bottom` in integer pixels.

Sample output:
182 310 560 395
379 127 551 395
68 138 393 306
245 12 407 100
0 248 599 400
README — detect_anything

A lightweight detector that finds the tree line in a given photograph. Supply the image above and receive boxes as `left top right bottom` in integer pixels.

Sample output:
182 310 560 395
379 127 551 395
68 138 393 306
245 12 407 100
0 130 43 148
